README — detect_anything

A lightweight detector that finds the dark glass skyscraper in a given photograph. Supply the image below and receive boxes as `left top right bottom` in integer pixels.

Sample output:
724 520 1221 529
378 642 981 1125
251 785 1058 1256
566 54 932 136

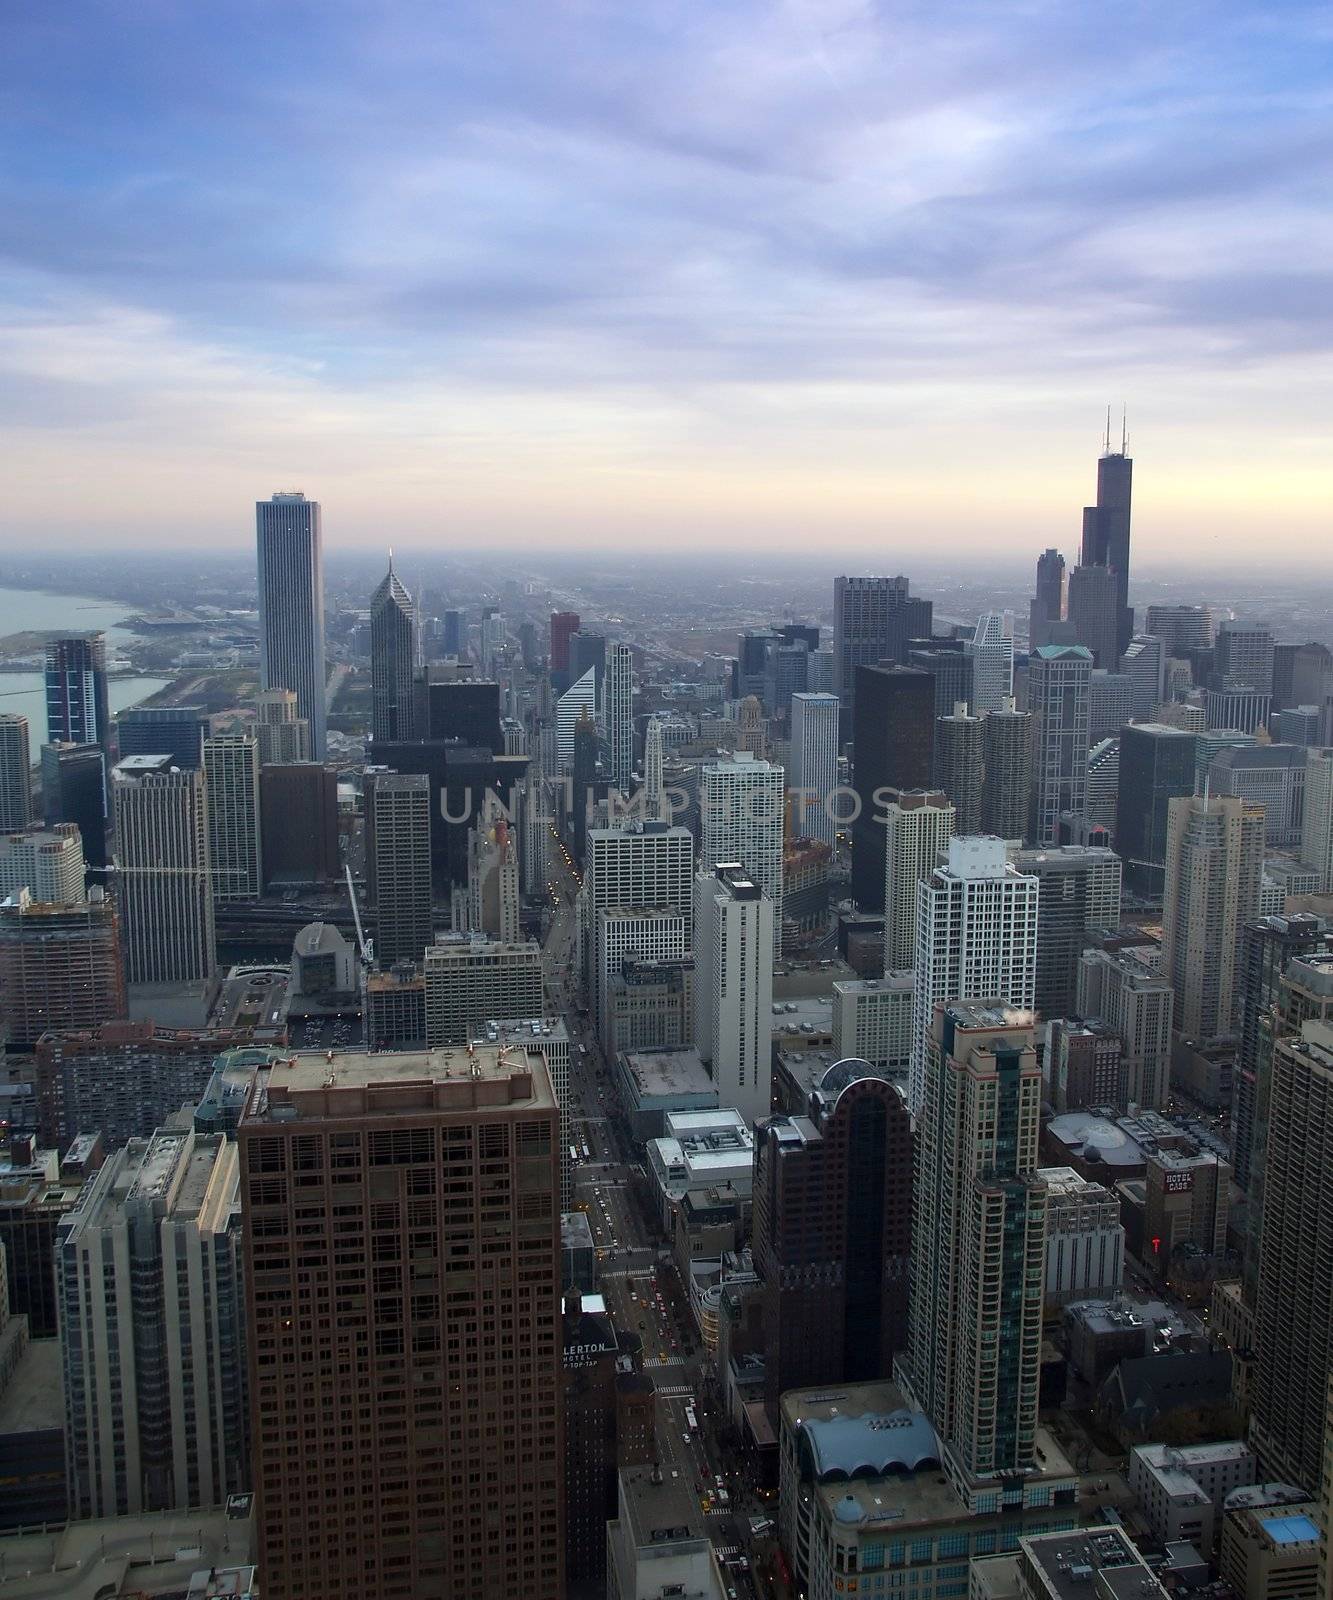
45 635 110 751
369 560 418 743
116 705 207 770
256 491 327 759
1116 722 1197 897
834 575 932 733
41 742 108 872
851 665 934 909
1081 436 1134 657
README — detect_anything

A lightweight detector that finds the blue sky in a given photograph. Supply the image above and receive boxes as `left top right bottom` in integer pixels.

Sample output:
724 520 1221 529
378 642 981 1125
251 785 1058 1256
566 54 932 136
3 0 1331 564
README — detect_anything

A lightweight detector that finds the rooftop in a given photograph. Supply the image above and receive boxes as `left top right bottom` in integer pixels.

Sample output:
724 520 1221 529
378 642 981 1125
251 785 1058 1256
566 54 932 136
1020 1527 1166 1599
0 1338 63 1434
621 1047 714 1101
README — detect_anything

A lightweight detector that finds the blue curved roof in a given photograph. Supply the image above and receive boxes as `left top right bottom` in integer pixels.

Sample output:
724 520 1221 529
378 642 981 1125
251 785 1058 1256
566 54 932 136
798 1409 942 1481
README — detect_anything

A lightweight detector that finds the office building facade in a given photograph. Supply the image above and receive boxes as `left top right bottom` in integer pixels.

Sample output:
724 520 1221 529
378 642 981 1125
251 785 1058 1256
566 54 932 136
851 664 935 909
834 575 931 725
1028 645 1092 846
693 865 775 1125
699 753 784 961
1117 723 1198 898
0 889 125 1051
203 733 262 902
365 771 433 968
112 757 215 985
256 491 327 759
254 689 312 766
0 823 85 904
369 561 418 743
789 692 839 844
881 790 955 972
116 705 207 770
0 715 32 833
45 635 110 751
603 641 634 791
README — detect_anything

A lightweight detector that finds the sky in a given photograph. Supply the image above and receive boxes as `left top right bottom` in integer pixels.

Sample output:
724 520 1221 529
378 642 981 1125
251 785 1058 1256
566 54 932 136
2 0 1332 567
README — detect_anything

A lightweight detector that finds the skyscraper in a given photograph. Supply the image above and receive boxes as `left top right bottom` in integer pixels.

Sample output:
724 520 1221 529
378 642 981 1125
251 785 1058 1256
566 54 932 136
241 1043 564 1600
699 753 785 961
641 716 666 821
256 491 327 759
753 1060 913 1413
851 664 935 909
693 864 775 1124
59 1127 247 1518
1116 722 1198 897
789 692 839 844
909 838 1040 1115
556 667 598 772
834 575 931 728
46 634 111 755
1076 946 1174 1108
904 1001 1047 1478
934 703 984 835
1015 845 1123 1020
1215 619 1276 695
111 756 215 985
1301 748 1333 892
603 640 634 791
881 790 955 972
1030 548 1067 649
1121 634 1166 721
1067 565 1120 669
1080 429 1134 657
0 822 86 904
981 701 1032 841
0 888 126 1051
253 689 312 766
1145 604 1215 658
1028 644 1092 846
203 733 262 902
465 803 520 945
582 822 694 1021
116 705 207 770
41 741 107 871
369 558 418 743
968 611 1014 713
1162 794 1265 1041
365 770 434 968
259 762 339 888
549 610 580 680
422 936 544 1044
0 714 32 833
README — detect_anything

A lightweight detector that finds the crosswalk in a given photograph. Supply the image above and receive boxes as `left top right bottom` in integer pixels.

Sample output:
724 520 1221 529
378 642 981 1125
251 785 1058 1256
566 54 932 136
713 1545 741 1558
644 1355 688 1369
654 1383 693 1398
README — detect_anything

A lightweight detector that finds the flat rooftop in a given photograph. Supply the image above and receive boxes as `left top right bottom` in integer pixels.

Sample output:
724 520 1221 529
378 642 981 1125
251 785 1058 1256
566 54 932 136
0 1338 63 1434
621 1047 714 1100
620 1463 708 1548
1021 1527 1166 1599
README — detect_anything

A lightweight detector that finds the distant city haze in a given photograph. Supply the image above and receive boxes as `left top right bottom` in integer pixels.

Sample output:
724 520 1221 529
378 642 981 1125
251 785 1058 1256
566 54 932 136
2 3 1328 564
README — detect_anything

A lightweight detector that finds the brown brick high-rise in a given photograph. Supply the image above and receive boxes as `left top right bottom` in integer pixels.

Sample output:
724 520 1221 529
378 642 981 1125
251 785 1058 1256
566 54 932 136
240 1044 564 1600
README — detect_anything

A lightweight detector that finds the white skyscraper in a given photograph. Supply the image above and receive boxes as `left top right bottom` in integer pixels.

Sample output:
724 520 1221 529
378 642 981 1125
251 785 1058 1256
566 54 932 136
257 492 327 760
882 791 956 971
1301 747 1333 892
694 864 775 1125
202 733 262 902
642 716 666 821
968 611 1014 714
1029 644 1093 845
0 714 31 833
58 1127 247 1518
596 907 690 1051
789 692 840 845
556 666 598 773
700 752 784 962
909 836 1040 1116
582 822 695 1020
603 641 634 792
112 756 215 985
0 822 85 903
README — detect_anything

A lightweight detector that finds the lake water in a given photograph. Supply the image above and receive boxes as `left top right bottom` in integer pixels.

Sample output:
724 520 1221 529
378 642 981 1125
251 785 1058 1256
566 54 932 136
0 585 169 743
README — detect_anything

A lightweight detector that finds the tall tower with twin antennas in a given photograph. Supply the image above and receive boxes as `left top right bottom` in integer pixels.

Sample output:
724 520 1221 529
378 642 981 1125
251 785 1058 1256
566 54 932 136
1080 407 1134 658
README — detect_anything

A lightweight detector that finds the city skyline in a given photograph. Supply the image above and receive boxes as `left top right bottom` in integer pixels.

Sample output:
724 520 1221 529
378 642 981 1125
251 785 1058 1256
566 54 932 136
3 3 1331 562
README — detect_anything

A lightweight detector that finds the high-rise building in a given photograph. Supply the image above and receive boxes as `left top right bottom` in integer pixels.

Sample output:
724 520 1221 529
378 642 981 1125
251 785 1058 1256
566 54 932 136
1015 845 1123 1019
240 1043 564 1600
422 935 544 1045
1145 604 1215 658
1048 1018 1125 1112
568 631 606 697
465 805 520 945
1273 640 1333 717
253 689 312 766
603 640 634 791
1116 723 1198 897
1067 566 1120 669
256 491 327 759
365 770 433 968
369 559 418 743
116 705 207 770
1232 915 1333 1191
1209 744 1306 848
555 667 598 772
903 1001 1047 1478
596 910 689 1053
968 611 1014 713
834 575 931 727
789 692 839 844
0 714 32 833
203 733 262 902
908 638 972 719
0 888 125 1051
0 1133 102 1339
699 753 784 961
581 822 694 1018
1080 434 1134 657
641 716 666 822
1215 619 1276 695
1204 685 1271 736
45 635 110 750
753 1059 912 1414
980 701 1032 841
693 864 775 1124
111 756 215 986
1028 644 1092 845
1076 946 1174 1108
1301 747 1333 891
549 611 579 680
1086 735 1121 838
0 822 85 904
909 838 1039 1115
59 1127 247 1519
1122 635 1166 721
1250 1018 1333 1495
1088 669 1135 742
1163 794 1265 1041
881 790 955 972
259 761 339 887
41 741 107 871
561 1291 620 1593
1274 704 1324 747
933 703 983 835
851 664 935 909
1030 547 1067 650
